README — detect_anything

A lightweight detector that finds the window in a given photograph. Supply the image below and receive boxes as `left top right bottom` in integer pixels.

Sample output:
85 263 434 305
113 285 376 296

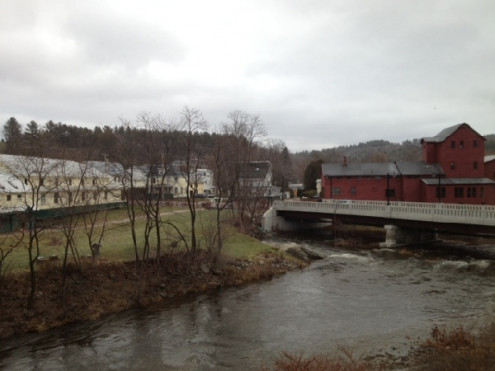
54 192 59 203
351 186 356 196
467 187 476 198
68 179 72 186
68 192 73 203
24 178 28 185
93 191 98 201
450 162 455 170
82 191 87 201
17 194 21 200
473 161 478 170
92 178 97 185
39 178 44 186
6 194 11 201
473 140 478 148
40 194 46 206
104 191 108 200
436 187 446 199
451 140 456 148
385 189 396 198
332 187 341 196
459 140 464 149
454 187 464 198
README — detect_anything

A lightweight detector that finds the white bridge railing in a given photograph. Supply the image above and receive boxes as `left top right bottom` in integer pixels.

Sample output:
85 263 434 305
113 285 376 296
273 200 495 227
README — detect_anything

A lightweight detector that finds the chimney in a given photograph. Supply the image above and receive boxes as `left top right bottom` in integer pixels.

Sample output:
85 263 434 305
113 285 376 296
343 156 347 167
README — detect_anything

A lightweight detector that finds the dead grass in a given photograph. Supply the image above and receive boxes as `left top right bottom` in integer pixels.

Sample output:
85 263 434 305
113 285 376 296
266 323 495 371
411 324 495 370
266 348 384 371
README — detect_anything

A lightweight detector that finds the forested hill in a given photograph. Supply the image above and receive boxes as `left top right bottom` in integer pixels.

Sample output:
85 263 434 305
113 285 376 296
295 134 495 164
294 139 422 165
291 135 495 184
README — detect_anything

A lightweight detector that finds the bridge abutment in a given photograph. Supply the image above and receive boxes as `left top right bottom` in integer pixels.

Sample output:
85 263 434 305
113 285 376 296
380 225 438 248
262 207 331 232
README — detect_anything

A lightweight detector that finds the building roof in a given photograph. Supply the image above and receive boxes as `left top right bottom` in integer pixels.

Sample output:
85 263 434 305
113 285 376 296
241 161 272 179
394 161 444 176
0 154 107 179
87 161 125 176
421 178 495 185
485 155 495 163
0 171 24 193
322 161 444 177
421 123 484 143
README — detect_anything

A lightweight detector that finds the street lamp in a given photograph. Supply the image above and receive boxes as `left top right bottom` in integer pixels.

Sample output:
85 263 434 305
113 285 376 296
438 174 441 203
386 173 390 205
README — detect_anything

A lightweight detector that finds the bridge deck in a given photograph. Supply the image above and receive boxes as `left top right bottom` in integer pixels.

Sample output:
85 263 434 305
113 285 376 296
273 200 495 229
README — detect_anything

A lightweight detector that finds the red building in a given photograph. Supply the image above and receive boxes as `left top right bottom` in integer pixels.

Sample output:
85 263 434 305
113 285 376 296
486 155 495 181
321 123 495 205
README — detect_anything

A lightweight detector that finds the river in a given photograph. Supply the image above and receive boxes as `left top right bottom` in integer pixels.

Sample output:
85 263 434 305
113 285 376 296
1 234 494 370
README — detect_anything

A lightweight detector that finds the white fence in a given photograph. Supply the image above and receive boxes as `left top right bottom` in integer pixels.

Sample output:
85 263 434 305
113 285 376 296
273 200 495 227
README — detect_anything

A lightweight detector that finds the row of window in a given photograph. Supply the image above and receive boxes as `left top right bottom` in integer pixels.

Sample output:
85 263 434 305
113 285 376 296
22 178 99 186
4 191 109 204
437 186 483 199
450 139 478 149
449 161 479 170
331 186 483 200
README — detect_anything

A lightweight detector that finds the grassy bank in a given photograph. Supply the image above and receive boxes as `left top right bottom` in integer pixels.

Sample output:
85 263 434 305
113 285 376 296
0 207 305 339
0 250 303 340
1 207 271 271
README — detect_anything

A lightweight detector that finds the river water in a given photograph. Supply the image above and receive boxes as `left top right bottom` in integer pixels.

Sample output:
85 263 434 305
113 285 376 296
1 234 494 370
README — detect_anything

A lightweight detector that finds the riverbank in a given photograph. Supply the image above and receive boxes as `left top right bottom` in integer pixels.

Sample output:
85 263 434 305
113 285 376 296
0 251 305 340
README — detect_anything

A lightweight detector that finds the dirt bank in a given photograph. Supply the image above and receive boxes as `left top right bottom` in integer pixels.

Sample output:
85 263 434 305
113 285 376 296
0 252 304 340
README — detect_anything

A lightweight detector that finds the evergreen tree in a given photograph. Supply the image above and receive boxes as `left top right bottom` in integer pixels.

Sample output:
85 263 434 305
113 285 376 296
2 117 22 153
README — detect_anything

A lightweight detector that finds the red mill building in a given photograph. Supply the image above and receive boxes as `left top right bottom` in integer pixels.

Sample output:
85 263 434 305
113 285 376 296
321 123 495 205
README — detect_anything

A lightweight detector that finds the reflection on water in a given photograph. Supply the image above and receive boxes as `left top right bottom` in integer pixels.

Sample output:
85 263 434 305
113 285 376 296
1 237 494 370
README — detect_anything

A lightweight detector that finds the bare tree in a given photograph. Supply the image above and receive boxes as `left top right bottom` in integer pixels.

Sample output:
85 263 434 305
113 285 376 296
3 155 59 307
207 110 266 256
134 112 173 261
115 122 141 264
178 107 208 255
54 159 92 274
225 111 266 229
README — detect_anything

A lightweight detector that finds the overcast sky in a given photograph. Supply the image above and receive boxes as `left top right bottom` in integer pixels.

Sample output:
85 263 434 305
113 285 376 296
1 0 494 152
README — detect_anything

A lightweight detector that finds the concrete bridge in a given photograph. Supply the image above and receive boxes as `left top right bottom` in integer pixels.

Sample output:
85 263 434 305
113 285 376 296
262 200 495 247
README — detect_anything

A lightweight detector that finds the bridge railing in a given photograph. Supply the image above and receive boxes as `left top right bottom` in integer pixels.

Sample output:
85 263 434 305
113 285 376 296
273 200 495 227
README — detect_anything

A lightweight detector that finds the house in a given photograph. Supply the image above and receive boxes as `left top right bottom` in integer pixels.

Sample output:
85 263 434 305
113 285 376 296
0 155 122 212
87 160 214 200
163 162 213 198
321 123 495 205
239 161 280 198
194 168 214 196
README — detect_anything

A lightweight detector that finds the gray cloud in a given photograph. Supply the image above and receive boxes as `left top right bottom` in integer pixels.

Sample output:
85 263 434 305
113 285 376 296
1 0 494 151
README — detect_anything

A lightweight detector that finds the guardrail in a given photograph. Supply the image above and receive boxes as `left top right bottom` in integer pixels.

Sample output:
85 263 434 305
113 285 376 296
273 200 495 227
